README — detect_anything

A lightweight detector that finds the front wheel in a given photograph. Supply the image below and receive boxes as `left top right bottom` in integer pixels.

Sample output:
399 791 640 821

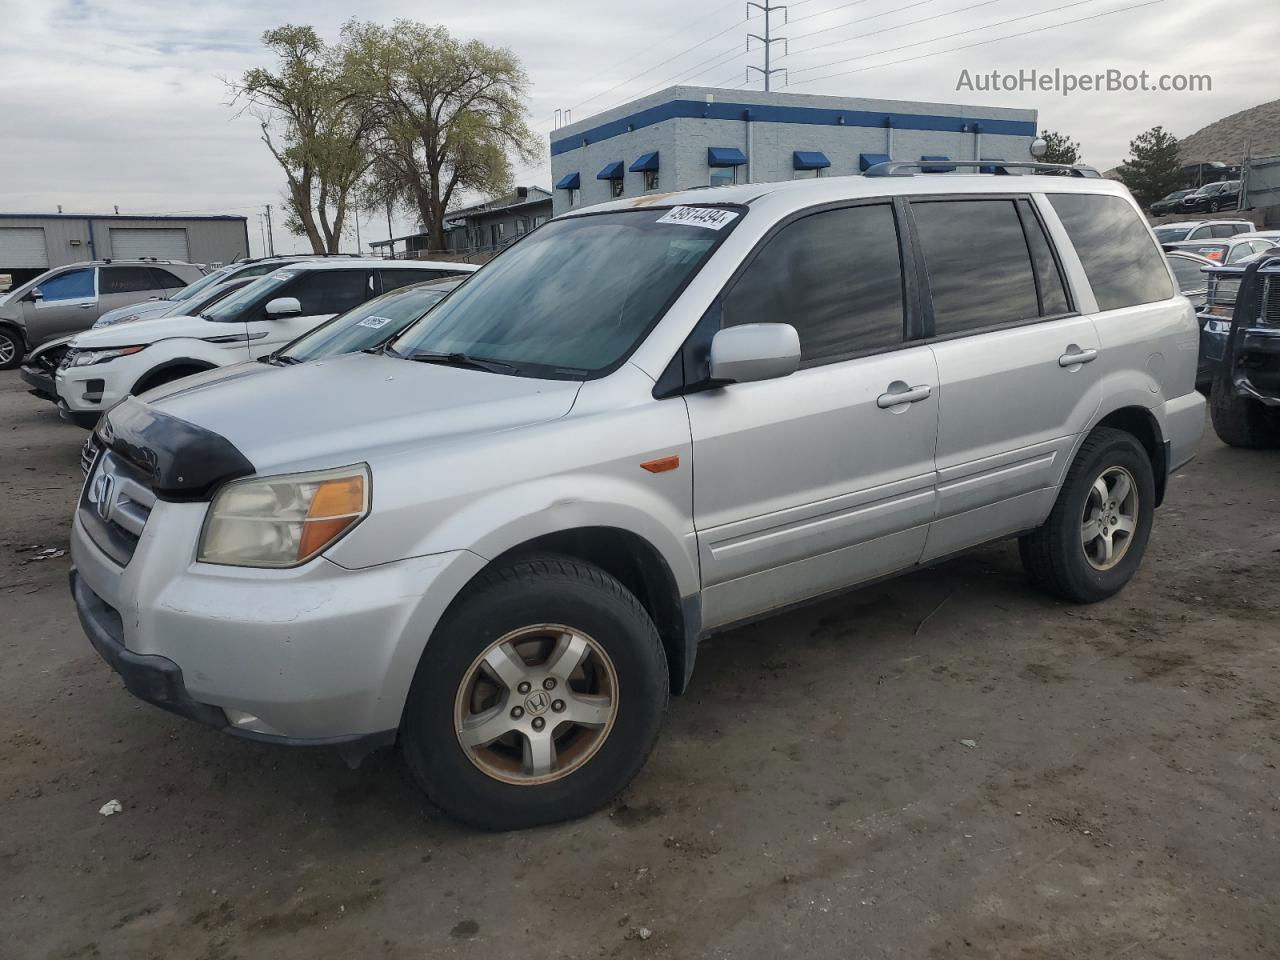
0 327 23 370
1019 428 1155 603
400 555 668 830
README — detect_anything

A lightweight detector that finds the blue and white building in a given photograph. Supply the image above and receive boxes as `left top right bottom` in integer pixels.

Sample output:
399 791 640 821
550 85 1039 216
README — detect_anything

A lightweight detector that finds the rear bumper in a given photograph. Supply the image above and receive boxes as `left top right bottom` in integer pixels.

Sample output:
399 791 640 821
1159 391 1207 472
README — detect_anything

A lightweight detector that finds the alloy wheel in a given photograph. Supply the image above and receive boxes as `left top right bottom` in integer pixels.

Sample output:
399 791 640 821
454 624 619 785
1081 465 1139 571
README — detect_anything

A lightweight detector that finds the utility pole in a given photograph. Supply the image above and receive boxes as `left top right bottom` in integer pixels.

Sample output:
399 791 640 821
353 203 362 256
746 1 788 92
263 204 276 257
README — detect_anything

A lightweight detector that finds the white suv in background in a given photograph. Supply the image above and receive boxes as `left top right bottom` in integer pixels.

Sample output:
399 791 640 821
54 259 476 427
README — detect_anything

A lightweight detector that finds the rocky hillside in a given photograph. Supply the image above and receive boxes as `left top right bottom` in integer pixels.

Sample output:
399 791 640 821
1179 98 1280 164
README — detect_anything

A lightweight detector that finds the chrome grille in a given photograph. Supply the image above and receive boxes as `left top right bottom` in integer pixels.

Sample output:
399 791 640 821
1261 275 1280 328
79 451 156 565
79 436 99 477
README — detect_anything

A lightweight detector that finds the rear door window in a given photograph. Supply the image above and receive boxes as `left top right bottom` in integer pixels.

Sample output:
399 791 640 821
1211 223 1237 238
911 198 1041 336
148 267 189 289
283 270 372 315
380 269 452 293
1048 193 1174 311
722 203 905 365
100 266 157 295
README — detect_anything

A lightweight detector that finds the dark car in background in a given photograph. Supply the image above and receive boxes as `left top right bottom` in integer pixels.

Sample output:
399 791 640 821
1151 189 1198 216
1181 179 1242 214
1205 255 1280 447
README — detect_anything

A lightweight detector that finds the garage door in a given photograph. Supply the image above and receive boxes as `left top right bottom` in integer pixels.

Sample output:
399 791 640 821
109 228 190 262
0 228 50 268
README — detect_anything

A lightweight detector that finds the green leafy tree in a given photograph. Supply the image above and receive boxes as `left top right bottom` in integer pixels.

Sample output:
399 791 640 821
230 25 373 253
1117 126 1183 209
341 20 541 251
1038 130 1082 165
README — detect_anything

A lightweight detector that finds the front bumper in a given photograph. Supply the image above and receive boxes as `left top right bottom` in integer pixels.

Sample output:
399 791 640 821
70 501 485 742
1197 313 1231 386
19 364 57 401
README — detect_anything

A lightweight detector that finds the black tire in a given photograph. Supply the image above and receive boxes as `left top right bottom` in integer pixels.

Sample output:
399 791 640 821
1019 428 1155 604
1210 386 1280 448
0 326 23 370
401 554 668 830
1209 199 1221 213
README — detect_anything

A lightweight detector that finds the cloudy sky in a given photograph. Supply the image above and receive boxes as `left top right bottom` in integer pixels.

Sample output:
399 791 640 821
0 0 1274 256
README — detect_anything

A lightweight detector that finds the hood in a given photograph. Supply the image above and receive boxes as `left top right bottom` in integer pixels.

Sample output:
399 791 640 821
94 298 175 327
143 351 582 472
71 313 215 349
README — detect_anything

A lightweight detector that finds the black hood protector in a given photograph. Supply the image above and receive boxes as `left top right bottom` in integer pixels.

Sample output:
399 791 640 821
98 397 255 501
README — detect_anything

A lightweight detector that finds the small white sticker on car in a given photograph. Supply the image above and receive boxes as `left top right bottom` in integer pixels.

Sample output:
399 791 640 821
656 206 739 230
356 315 395 329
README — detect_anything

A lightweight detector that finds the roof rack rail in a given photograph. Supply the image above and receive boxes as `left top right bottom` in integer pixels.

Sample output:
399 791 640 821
864 160 1102 179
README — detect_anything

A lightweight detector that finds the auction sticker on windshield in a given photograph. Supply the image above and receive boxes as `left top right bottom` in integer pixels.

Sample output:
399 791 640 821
357 315 395 329
656 206 739 230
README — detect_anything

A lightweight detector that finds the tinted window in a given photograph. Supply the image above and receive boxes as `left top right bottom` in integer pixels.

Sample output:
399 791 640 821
1187 226 1211 240
1018 199 1071 316
1230 223 1253 235
36 268 95 301
1167 256 1206 291
1154 226 1189 243
284 270 370 316
723 204 904 364
380 269 450 293
913 199 1040 335
1049 194 1174 311
1211 223 1237 238
200 271 296 323
100 266 156 295
149 268 187 289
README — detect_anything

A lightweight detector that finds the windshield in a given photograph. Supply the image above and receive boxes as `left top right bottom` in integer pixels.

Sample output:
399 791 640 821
171 265 232 302
199 270 295 322
283 284 453 362
1155 226 1188 243
391 207 739 378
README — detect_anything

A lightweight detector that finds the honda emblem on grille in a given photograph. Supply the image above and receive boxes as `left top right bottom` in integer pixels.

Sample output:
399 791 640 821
91 471 116 521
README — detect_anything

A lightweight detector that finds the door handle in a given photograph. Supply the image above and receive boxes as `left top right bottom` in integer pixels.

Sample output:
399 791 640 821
1058 346 1098 368
877 382 932 409
79 303 95 309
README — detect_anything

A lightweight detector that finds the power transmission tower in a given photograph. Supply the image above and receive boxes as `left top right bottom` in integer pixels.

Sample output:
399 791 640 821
746 1 788 92
264 204 276 257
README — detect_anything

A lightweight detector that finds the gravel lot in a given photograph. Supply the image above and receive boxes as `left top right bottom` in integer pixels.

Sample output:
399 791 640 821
1 369 1278 960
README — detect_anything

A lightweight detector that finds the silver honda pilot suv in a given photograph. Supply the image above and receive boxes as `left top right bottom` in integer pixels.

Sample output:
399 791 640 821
70 170 1205 829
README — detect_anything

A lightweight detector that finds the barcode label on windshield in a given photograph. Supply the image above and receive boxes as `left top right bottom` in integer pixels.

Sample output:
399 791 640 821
656 206 739 230
356 315 394 329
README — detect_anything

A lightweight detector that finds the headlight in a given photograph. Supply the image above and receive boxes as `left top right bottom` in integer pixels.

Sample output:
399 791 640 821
69 346 146 366
198 464 370 568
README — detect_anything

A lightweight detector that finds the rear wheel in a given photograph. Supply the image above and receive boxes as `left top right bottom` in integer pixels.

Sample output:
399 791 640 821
0 327 23 370
1019 428 1155 603
1209 199 1221 213
400 555 668 830
1210 386 1280 448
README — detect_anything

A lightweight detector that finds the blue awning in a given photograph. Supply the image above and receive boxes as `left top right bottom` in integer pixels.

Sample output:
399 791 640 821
555 171 581 190
978 157 1007 174
596 161 625 180
630 151 660 172
859 153 891 172
793 151 831 170
920 155 956 173
708 147 748 167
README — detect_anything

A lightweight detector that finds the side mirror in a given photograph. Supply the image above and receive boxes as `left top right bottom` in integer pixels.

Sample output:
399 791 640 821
25 288 42 302
708 323 801 384
265 296 302 318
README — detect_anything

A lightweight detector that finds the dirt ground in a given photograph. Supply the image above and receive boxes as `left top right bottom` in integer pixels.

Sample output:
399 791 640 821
1 369 1277 960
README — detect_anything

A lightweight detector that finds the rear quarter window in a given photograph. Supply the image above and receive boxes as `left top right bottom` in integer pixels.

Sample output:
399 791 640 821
1048 194 1174 311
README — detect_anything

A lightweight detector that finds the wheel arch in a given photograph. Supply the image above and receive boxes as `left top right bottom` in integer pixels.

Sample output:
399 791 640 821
132 357 218 395
1089 405 1168 506
461 526 699 696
